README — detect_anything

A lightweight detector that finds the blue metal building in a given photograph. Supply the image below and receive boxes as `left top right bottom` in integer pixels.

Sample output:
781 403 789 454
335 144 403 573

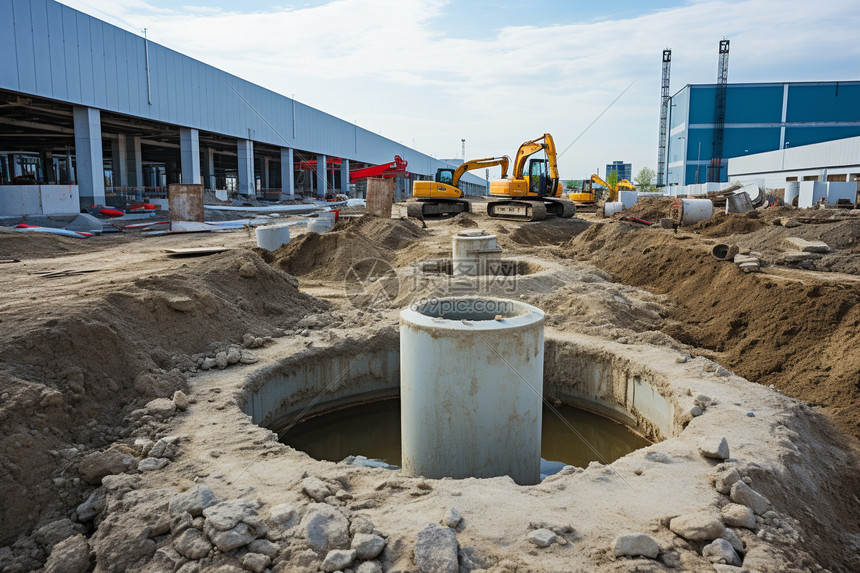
0 0 486 209
666 81 860 188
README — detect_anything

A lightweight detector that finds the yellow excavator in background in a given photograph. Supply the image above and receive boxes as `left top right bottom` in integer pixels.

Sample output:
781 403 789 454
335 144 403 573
407 156 511 219
565 179 598 212
590 173 636 202
486 133 576 221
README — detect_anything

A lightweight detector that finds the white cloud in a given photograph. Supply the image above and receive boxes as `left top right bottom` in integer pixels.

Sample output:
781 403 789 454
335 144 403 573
60 0 860 176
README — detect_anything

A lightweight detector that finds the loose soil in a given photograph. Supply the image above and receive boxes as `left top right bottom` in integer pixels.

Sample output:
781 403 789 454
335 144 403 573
567 221 860 438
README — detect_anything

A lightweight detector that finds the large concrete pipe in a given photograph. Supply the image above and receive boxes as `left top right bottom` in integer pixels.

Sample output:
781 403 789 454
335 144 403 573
671 198 713 226
452 230 502 277
400 297 545 485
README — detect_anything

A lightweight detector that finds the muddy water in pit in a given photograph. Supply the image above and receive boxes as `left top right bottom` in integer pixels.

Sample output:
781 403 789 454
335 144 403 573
279 398 650 475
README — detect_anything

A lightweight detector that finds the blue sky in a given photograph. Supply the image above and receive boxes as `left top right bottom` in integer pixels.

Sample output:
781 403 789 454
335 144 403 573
60 0 860 179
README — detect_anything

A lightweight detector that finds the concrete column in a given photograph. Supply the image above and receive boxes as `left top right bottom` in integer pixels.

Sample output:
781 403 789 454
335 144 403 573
73 106 106 207
237 138 255 196
126 136 143 188
201 148 216 190
180 127 201 185
341 159 350 195
395 173 405 201
280 147 294 196
263 157 270 190
41 150 55 184
316 154 327 198
66 150 75 184
112 134 128 186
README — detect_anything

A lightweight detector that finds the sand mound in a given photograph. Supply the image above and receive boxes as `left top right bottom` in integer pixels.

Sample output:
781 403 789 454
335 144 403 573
566 223 860 438
266 216 427 280
484 218 592 247
620 196 675 222
0 250 324 542
690 211 768 237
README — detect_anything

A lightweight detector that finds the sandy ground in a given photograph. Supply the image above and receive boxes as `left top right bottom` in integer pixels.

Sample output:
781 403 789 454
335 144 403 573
0 201 859 572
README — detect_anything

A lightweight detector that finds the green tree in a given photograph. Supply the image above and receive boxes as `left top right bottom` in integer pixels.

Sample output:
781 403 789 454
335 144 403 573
606 170 618 190
635 166 656 191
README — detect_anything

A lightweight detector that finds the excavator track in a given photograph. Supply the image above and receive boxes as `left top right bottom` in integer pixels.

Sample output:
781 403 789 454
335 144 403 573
486 200 548 222
406 199 470 219
543 197 577 218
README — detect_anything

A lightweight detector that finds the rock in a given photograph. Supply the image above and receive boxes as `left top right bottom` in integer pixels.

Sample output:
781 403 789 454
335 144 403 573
171 512 193 535
702 538 742 566
35 518 85 551
780 250 822 263
242 552 272 573
527 528 557 548
730 481 770 515
612 533 659 559
721 528 744 553
441 507 461 528
721 504 755 529
351 533 385 559
713 468 741 494
690 405 703 417
356 561 383 573
300 503 350 553
138 457 170 471
215 351 229 369
226 347 242 364
321 549 356 572
238 262 257 278
712 565 748 573
149 436 180 459
698 437 730 460
169 485 218 517
78 448 138 484
76 487 106 522
645 451 671 464
166 295 195 312
242 333 256 347
247 538 280 558
415 524 459 573
784 237 832 253
145 397 177 418
174 528 212 559
738 261 760 273
201 357 217 370
206 521 257 552
715 366 732 377
669 513 725 542
302 477 333 501
268 503 299 528
203 498 262 530
173 390 189 411
44 533 89 573
240 350 259 364
349 516 375 536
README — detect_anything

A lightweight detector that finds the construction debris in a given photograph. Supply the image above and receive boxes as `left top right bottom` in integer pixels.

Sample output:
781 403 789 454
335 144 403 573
734 253 761 273
784 237 832 253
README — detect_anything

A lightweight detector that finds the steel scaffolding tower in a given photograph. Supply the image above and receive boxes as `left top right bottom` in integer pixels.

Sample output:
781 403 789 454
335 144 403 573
707 39 730 182
656 49 672 188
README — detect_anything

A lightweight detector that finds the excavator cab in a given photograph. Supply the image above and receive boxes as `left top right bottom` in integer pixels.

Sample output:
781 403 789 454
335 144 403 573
435 168 455 186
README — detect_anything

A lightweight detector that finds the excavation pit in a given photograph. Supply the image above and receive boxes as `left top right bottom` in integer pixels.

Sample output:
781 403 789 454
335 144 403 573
241 333 671 483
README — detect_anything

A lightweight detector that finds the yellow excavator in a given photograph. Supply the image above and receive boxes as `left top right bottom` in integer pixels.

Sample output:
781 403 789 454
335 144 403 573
565 179 598 212
407 156 511 219
590 173 636 202
487 133 576 221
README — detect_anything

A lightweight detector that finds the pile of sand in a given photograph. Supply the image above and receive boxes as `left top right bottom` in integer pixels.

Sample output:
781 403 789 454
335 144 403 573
566 222 860 438
690 211 768 237
618 196 675 222
264 216 427 280
484 218 592 248
0 250 324 542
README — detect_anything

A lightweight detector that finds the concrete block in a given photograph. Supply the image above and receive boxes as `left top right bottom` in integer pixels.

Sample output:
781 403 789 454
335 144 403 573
784 237 831 253
618 191 638 209
798 181 827 209
0 185 80 216
826 182 857 205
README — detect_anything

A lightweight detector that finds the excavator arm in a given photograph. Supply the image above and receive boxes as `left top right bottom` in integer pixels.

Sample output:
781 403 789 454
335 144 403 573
451 156 511 187
591 173 609 189
617 179 636 190
512 133 559 180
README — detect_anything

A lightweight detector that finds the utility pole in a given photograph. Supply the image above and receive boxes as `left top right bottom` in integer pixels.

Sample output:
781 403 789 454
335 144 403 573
461 139 465 162
657 48 671 188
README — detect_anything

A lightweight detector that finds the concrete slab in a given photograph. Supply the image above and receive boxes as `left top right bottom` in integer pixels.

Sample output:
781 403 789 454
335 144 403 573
66 214 104 232
784 237 832 253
